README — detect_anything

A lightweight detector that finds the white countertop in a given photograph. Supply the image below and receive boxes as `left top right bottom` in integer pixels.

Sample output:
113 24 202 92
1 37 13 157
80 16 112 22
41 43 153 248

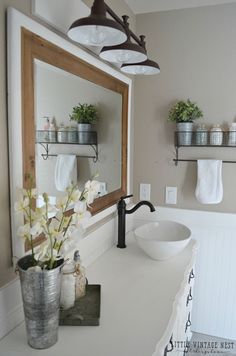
0 233 197 356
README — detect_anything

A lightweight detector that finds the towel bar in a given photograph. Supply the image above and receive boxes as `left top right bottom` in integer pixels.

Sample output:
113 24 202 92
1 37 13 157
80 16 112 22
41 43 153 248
42 153 98 162
173 159 236 166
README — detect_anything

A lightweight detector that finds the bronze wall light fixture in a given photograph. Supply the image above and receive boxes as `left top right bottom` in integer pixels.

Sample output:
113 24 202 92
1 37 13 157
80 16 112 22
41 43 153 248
68 0 160 75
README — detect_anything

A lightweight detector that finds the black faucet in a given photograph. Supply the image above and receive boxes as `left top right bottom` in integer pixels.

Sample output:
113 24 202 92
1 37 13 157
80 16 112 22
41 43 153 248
117 194 156 248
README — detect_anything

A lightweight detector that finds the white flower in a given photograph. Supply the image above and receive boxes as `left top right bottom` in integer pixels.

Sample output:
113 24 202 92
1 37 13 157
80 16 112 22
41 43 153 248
84 180 100 205
85 180 100 194
14 197 29 212
34 241 60 262
30 222 43 237
15 179 95 269
34 241 50 262
30 188 37 199
17 224 31 239
71 189 82 203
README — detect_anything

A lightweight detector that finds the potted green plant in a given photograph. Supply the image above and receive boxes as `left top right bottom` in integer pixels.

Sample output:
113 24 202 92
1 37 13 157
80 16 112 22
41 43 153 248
69 103 98 144
168 99 203 145
15 177 100 349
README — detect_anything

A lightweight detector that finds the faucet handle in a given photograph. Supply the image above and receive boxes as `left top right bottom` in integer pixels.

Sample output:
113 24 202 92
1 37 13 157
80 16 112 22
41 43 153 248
120 194 133 201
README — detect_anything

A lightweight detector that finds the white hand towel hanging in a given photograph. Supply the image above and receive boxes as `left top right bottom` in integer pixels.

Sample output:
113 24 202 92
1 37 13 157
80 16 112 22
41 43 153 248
55 154 77 192
195 159 223 204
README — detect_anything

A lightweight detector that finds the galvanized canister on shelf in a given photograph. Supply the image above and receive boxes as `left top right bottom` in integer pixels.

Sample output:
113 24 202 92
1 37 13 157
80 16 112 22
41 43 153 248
57 124 68 143
195 124 208 145
228 123 236 146
17 255 63 349
68 126 77 143
176 122 193 146
210 124 223 145
77 123 96 144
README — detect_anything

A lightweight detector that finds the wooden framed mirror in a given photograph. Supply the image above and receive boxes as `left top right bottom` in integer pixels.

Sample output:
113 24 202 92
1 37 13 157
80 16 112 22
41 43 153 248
22 28 128 214
8 8 131 257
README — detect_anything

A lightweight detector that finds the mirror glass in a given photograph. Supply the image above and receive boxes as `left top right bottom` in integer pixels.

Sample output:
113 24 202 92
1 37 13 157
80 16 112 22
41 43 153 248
34 59 122 204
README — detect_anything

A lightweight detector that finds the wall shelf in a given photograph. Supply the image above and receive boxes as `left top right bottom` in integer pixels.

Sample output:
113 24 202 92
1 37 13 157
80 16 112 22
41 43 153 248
36 130 98 162
174 131 236 166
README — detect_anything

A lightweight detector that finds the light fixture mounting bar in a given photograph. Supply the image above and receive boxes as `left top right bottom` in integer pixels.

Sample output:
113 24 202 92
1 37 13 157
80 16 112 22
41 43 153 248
104 2 143 47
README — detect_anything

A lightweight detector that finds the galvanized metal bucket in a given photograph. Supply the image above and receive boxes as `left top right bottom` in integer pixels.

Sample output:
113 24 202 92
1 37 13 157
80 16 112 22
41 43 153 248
17 255 64 349
177 122 193 146
77 123 96 144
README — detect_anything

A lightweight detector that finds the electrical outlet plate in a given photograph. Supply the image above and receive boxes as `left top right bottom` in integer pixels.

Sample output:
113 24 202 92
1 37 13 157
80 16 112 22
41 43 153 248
140 183 151 200
165 187 177 205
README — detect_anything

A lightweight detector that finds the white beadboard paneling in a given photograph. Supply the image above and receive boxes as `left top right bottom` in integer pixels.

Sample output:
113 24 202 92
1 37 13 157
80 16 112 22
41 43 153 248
133 206 236 341
190 225 236 340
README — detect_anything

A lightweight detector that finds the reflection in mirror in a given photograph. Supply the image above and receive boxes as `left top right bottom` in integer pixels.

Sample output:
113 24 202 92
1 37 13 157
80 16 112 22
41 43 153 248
34 60 122 205
21 28 128 220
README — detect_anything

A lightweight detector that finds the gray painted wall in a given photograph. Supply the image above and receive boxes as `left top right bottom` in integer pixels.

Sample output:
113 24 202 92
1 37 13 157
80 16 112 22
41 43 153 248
134 3 236 213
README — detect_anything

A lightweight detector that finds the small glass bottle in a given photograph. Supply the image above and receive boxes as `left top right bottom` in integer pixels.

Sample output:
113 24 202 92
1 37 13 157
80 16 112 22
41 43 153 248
195 124 208 145
60 262 76 310
48 117 57 142
41 116 50 142
210 124 223 145
43 117 50 130
228 123 236 146
74 250 86 299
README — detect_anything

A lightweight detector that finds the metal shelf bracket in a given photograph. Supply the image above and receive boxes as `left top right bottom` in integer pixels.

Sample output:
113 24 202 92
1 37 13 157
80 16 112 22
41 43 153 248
39 143 98 162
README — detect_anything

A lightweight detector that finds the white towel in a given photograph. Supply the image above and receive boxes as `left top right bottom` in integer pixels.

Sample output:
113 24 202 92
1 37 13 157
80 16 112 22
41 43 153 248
55 154 77 192
195 159 223 204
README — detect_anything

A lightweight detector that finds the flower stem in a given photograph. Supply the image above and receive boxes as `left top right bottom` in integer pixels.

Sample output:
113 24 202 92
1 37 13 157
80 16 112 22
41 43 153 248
45 198 54 269
27 189 34 256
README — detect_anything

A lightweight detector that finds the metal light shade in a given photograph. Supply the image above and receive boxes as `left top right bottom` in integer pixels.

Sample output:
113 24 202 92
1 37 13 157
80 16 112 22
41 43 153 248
121 59 160 75
67 0 127 46
99 41 147 64
99 15 147 64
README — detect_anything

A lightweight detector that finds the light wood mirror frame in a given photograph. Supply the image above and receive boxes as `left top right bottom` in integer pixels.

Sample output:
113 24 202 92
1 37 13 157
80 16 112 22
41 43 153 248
22 28 128 215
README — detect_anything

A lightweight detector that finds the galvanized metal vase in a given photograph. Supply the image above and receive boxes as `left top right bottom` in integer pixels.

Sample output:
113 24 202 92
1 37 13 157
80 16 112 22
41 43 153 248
17 255 64 349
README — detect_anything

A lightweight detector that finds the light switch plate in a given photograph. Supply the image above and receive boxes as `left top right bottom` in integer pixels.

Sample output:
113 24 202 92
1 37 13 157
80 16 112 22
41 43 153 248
165 187 177 205
140 183 151 200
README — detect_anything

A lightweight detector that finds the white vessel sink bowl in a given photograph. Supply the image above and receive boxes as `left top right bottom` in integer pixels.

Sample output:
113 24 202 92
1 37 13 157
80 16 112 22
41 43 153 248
134 221 191 261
